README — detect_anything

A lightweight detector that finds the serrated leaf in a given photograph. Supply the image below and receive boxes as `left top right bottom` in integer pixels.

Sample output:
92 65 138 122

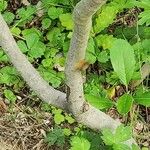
54 113 65 124
48 7 63 20
94 6 118 34
101 128 115 145
134 92 150 107
59 13 73 30
45 127 65 146
113 143 131 150
97 51 109 63
110 39 136 86
117 94 133 115
114 125 132 142
85 94 113 110
70 136 91 150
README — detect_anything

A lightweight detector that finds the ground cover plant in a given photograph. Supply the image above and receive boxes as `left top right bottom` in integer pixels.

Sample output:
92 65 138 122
0 0 149 149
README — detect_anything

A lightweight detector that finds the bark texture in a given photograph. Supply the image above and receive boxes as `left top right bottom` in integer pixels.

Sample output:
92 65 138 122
0 0 137 147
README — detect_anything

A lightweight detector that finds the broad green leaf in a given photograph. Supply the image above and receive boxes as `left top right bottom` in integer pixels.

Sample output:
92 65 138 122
17 40 28 53
46 27 61 46
65 115 75 124
0 0 7 11
134 92 150 107
11 27 21 36
59 13 73 30
70 136 91 150
101 128 115 145
3 11 15 24
54 113 65 124
24 33 39 49
29 41 46 58
85 94 113 110
42 18 51 29
63 128 71 136
132 144 141 150
96 34 116 49
0 66 19 86
113 143 131 150
85 38 96 64
110 39 136 86
117 94 133 115
0 49 8 62
45 127 65 146
114 125 132 142
97 51 109 63
22 28 42 37
48 7 63 20
4 89 16 103
42 58 53 68
94 6 118 34
138 10 150 26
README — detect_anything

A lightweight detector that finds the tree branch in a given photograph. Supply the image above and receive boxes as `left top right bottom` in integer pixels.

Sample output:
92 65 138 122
65 0 137 146
0 14 67 110
0 0 137 147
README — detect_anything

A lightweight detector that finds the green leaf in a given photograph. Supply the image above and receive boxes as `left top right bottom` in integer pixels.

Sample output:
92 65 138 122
29 41 46 58
17 5 36 25
0 49 8 62
24 33 39 49
0 66 19 86
63 128 71 136
117 94 133 115
3 11 15 24
42 58 53 68
59 13 73 30
11 27 21 36
97 51 109 63
110 39 136 86
48 7 63 20
45 127 65 146
113 143 131 150
132 144 141 150
54 113 65 125
102 128 115 145
138 10 150 26
85 94 113 110
4 89 16 103
42 18 51 29
22 28 42 37
0 0 7 12
134 92 150 107
114 125 132 142
94 6 118 34
17 40 28 53
65 115 75 124
85 38 96 64
70 136 91 150
96 34 116 49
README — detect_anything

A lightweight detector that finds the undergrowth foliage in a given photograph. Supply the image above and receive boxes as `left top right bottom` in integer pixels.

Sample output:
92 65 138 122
0 0 149 150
